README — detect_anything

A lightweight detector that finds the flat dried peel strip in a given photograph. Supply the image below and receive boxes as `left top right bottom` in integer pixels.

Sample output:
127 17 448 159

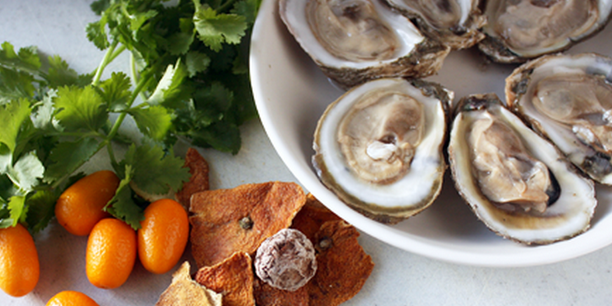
195 252 255 306
175 148 210 209
307 220 374 306
253 278 309 306
156 261 222 306
291 193 341 241
189 181 306 267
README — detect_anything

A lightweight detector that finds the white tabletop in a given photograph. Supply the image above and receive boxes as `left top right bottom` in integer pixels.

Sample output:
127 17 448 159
2 0 612 305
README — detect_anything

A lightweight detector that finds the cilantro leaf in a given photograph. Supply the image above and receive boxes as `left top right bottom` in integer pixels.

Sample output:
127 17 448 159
105 164 143 230
90 0 111 15
9 151 44 192
122 144 189 196
185 50 211 77
193 1 247 52
0 42 41 74
0 66 36 103
231 0 262 25
53 86 108 132
44 138 100 184
7 195 26 227
128 105 173 141
0 99 31 153
190 120 241 154
32 89 58 130
25 190 58 233
98 72 132 111
146 60 190 108
86 20 110 50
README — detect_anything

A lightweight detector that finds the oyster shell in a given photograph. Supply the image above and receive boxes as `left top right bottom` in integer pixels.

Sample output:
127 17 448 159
313 78 451 223
448 93 596 244
383 0 486 49
506 53 612 184
279 0 451 89
479 0 612 63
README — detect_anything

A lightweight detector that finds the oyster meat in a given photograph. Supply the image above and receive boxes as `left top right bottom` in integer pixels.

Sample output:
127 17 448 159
279 0 450 89
507 53 612 184
383 0 486 49
448 93 596 244
479 0 612 63
313 78 451 223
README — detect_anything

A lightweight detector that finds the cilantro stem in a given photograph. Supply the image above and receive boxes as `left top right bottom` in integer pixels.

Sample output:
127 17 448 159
92 41 125 86
218 0 239 12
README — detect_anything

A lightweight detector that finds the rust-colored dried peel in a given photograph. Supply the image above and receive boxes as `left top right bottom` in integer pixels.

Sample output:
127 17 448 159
189 181 306 267
176 148 210 209
253 278 309 306
307 220 374 306
155 261 222 306
256 196 374 306
291 193 341 241
195 252 255 306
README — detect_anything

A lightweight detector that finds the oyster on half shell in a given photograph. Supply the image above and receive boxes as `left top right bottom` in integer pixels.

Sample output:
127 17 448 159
448 93 596 245
479 0 612 63
383 0 486 50
313 78 451 223
506 53 612 184
279 0 450 89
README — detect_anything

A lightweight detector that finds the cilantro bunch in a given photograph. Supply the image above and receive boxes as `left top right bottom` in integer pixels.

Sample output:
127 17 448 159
0 0 260 232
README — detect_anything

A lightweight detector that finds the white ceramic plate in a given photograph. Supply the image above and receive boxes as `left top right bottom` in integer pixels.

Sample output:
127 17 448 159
249 0 612 267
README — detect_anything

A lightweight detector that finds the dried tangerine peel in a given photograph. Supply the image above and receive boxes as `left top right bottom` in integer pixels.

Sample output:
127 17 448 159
195 252 255 306
189 181 306 267
307 220 374 306
253 278 309 306
291 193 341 241
176 148 210 209
155 261 222 306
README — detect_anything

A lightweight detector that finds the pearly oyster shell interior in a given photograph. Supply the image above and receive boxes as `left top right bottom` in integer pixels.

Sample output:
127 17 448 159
448 93 597 245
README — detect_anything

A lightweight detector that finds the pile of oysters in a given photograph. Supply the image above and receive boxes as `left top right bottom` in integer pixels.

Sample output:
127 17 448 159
279 0 612 245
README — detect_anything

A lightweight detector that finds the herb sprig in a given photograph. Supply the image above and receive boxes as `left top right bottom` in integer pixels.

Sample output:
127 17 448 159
0 0 260 232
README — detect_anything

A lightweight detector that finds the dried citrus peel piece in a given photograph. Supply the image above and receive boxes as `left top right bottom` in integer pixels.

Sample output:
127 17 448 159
155 261 222 306
189 181 306 267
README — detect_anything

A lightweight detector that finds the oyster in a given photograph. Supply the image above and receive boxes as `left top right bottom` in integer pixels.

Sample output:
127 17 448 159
279 0 451 89
313 78 451 223
448 93 596 244
506 53 612 184
383 0 486 49
479 0 612 63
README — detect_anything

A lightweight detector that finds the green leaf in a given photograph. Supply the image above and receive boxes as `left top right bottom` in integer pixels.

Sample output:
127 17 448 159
165 31 194 56
128 105 173 141
193 1 247 52
191 120 241 154
0 99 31 153
0 42 41 73
122 144 189 195
9 151 44 192
86 20 110 50
90 0 111 15
44 138 99 184
53 86 108 132
0 174 18 202
185 51 211 77
105 164 143 230
25 190 58 233
46 55 81 88
0 66 36 103
231 0 261 25
7 195 26 227
98 72 132 111
31 90 59 130
146 60 189 108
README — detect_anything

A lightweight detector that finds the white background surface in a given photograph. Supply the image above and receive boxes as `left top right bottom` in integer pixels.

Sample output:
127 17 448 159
2 0 612 305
